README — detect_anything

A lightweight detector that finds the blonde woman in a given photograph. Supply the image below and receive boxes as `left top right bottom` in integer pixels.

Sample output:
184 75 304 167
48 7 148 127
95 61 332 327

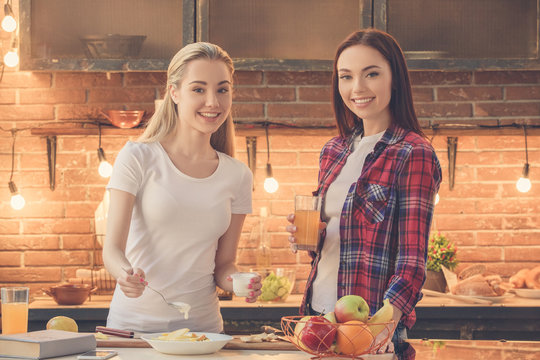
103 42 259 333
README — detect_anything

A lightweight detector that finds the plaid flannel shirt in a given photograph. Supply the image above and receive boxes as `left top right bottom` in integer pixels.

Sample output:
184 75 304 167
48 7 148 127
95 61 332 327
300 123 442 329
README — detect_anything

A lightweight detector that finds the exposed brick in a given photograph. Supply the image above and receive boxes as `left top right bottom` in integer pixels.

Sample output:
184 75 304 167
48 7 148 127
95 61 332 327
411 87 434 102
0 267 62 282
231 103 264 118
23 219 92 235
234 71 263 85
477 232 540 246
0 89 16 104
415 103 472 118
25 250 90 266
61 235 95 250
475 71 540 85
458 247 503 262
506 86 540 100
23 187 89 202
0 236 59 250
433 199 476 215
266 72 332 86
0 73 52 89
55 73 123 88
0 105 54 120
0 220 20 234
267 103 333 118
0 252 21 266
436 215 502 231
437 86 503 101
233 87 295 102
65 202 98 218
476 102 540 117
88 88 155 103
505 247 540 262
298 87 332 102
20 89 86 105
124 72 167 86
477 167 522 181
476 136 524 150
409 71 472 86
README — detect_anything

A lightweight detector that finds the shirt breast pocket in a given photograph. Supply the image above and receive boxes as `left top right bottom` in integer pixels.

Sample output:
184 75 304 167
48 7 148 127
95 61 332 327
355 182 390 224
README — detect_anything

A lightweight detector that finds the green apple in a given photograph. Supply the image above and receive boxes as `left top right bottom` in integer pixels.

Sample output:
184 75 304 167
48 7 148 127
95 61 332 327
334 295 370 323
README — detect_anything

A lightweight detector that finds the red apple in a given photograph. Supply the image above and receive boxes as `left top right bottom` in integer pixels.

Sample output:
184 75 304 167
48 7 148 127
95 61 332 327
300 316 337 352
334 295 370 323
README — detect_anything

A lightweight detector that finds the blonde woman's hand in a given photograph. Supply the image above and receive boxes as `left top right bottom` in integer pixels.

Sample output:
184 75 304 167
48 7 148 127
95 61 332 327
118 267 147 298
226 274 262 303
286 213 326 253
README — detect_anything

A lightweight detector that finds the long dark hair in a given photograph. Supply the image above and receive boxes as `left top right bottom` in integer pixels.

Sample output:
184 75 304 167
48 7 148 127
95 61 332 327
332 29 423 138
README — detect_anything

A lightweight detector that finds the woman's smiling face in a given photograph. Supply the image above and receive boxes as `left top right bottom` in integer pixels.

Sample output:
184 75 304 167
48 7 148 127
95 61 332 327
171 58 232 135
337 44 393 131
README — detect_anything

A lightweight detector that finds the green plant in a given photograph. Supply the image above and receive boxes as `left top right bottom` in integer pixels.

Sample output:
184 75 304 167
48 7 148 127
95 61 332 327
427 232 458 272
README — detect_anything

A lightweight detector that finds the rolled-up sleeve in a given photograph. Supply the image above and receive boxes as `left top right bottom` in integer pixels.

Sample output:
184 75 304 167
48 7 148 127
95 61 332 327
385 144 442 316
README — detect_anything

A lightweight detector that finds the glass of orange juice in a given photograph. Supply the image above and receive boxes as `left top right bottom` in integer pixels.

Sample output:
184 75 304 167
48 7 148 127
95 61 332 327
294 195 322 251
1 287 29 334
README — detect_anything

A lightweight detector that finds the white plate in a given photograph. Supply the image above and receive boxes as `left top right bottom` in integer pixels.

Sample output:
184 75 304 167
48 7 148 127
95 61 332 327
141 332 232 355
465 294 513 303
514 288 540 299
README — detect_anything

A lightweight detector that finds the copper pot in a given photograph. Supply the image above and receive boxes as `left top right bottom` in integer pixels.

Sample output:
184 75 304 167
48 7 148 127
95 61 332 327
43 284 97 305
100 110 145 129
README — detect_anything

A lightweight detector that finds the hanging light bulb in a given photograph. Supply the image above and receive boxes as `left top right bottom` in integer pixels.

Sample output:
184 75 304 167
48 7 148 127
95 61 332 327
264 163 279 193
8 181 25 210
434 193 440 205
97 124 112 178
516 164 531 193
1 1 16 32
3 48 18 67
263 124 279 193
97 148 113 178
3 37 18 67
516 125 531 193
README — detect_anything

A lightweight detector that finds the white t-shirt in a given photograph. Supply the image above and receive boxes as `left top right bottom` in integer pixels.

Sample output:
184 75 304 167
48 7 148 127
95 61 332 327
106 141 252 333
311 131 384 314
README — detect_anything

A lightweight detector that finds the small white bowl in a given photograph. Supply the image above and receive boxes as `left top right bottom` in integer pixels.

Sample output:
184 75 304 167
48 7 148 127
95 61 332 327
141 332 232 355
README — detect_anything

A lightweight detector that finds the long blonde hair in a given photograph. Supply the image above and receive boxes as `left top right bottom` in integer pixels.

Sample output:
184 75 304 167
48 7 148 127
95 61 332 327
138 42 236 157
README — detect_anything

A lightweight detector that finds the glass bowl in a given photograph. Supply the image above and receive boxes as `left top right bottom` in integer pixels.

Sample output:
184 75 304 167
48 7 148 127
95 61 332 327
252 267 296 302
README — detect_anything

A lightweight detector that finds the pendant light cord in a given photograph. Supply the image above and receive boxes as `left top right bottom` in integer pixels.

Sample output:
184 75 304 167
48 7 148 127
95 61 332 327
9 129 16 182
524 125 529 164
265 122 270 163
98 123 102 148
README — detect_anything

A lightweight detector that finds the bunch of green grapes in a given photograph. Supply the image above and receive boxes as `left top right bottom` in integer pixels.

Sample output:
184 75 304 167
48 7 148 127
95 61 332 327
258 272 292 301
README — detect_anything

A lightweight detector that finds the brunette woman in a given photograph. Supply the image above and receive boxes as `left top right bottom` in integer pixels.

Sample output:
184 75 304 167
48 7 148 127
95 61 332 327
287 29 441 357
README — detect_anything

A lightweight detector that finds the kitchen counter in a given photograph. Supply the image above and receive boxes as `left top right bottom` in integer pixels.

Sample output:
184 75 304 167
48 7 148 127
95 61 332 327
19 339 540 360
28 294 540 340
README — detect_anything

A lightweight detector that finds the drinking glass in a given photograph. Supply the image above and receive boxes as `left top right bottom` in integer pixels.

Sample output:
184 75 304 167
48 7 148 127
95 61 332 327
294 195 322 251
1 287 29 334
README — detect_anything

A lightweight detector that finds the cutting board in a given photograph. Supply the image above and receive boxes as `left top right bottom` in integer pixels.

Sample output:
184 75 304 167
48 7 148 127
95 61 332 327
97 335 298 351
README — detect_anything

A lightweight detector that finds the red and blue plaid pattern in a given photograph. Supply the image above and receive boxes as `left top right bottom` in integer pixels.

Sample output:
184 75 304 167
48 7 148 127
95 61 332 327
300 123 442 329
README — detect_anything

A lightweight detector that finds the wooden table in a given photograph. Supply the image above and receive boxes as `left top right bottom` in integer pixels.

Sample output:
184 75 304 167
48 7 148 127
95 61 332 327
28 294 540 340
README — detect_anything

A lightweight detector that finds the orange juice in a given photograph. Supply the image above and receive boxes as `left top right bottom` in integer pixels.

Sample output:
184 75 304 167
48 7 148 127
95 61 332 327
1 302 28 334
295 209 320 251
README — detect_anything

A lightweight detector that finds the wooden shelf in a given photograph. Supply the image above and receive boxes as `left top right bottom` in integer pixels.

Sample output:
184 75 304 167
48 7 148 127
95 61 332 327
30 124 540 137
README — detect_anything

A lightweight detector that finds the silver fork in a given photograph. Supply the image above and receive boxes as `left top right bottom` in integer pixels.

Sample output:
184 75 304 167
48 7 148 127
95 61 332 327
121 267 179 309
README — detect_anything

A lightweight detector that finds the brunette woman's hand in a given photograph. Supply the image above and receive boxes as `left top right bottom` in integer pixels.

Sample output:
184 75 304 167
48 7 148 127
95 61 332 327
118 267 147 298
285 213 327 253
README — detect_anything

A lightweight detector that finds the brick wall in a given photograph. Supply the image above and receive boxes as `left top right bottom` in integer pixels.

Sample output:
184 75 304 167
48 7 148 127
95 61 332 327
1 69 539 297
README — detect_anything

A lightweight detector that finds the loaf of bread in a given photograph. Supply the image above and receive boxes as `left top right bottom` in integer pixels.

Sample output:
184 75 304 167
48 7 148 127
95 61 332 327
451 264 507 297
509 268 530 288
525 266 540 289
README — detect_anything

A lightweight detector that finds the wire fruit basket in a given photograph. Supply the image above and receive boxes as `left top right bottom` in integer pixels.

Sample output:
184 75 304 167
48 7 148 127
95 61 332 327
281 316 395 359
